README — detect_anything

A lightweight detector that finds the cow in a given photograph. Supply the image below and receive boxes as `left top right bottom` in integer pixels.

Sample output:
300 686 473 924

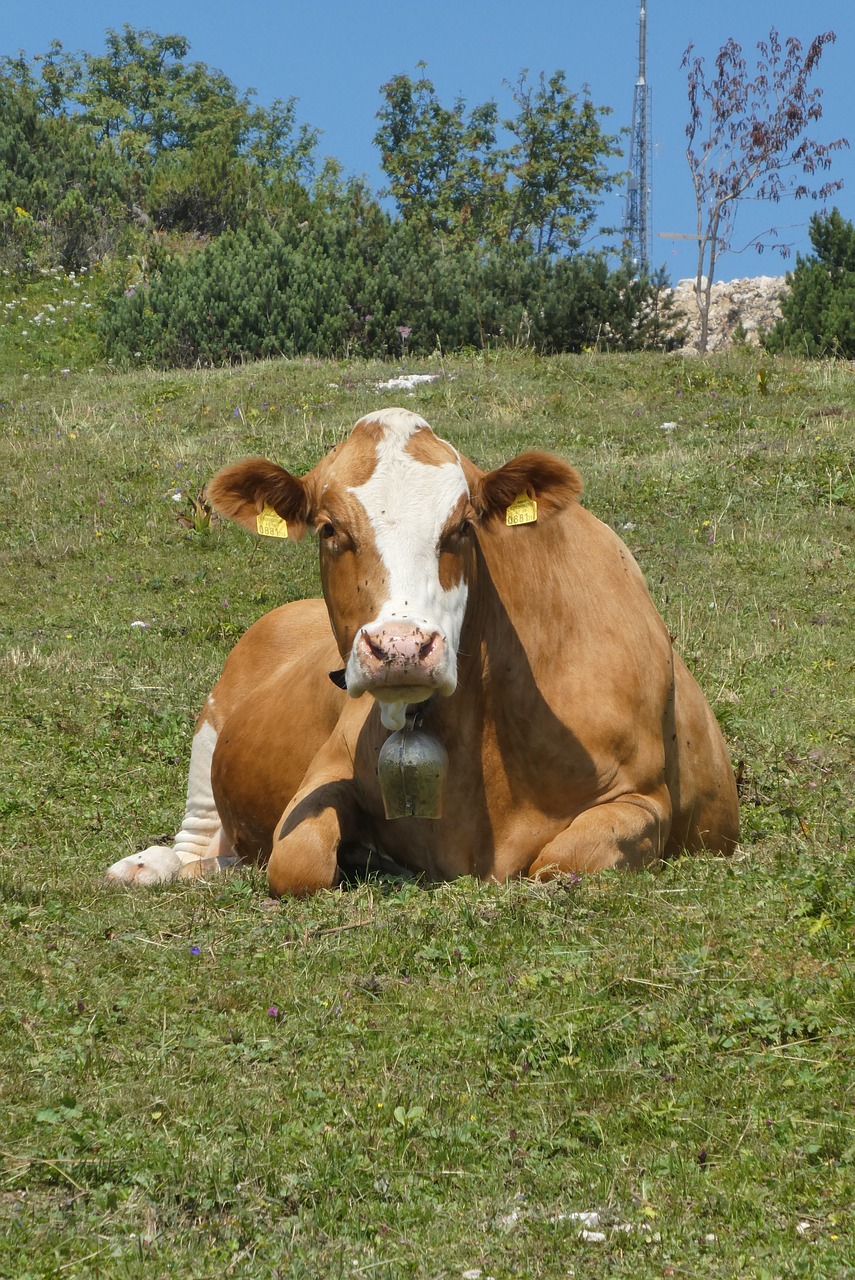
106 407 739 896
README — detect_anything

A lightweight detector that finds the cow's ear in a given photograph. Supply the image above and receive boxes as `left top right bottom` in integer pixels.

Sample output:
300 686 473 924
470 451 583 524
207 458 313 540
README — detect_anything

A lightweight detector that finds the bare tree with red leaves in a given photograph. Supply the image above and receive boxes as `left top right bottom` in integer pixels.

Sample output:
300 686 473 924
682 28 848 352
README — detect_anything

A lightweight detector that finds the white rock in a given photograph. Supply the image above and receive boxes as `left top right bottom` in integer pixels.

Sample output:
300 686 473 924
375 373 439 391
668 274 788 352
557 1211 601 1228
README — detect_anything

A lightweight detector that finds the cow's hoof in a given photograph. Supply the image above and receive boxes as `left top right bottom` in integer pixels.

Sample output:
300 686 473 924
105 846 183 886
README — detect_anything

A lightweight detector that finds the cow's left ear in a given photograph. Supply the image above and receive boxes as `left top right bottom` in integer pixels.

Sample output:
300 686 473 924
208 458 314 540
469 451 583 524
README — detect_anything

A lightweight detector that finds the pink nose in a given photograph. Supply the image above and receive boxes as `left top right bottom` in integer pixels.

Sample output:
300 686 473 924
357 624 445 685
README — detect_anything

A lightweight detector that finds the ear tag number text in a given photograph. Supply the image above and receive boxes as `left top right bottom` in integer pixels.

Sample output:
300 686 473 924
257 506 289 538
506 492 538 526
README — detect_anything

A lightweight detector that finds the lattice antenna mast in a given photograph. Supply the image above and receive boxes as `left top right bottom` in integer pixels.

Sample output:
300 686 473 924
624 0 653 273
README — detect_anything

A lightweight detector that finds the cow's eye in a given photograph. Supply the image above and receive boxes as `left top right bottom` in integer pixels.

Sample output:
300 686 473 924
442 520 472 549
320 522 336 540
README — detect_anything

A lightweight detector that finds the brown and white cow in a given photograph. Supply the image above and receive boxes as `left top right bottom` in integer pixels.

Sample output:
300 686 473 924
106 407 739 895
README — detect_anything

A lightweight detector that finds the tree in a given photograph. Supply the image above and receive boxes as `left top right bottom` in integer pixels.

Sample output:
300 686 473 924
374 68 619 253
0 71 129 269
765 208 855 356
1 27 321 238
682 28 848 352
499 71 620 255
374 67 501 243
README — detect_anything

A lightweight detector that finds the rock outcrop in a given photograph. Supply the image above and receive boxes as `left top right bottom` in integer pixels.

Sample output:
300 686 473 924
670 275 789 352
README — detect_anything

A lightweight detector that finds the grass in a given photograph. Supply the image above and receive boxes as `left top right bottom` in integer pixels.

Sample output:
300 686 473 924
0 334 853 1277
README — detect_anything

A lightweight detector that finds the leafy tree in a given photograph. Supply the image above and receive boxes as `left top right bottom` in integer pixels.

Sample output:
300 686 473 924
498 71 620 254
683 27 848 352
374 68 619 253
1 27 321 238
766 208 855 356
374 67 502 243
0 72 129 269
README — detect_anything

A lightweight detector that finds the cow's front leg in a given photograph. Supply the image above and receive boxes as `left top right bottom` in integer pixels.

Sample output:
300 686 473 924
267 776 360 898
106 720 231 886
528 790 672 878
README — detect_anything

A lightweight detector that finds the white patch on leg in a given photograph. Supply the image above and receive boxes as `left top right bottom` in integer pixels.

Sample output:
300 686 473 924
170 719 222 861
105 846 183 885
107 718 225 886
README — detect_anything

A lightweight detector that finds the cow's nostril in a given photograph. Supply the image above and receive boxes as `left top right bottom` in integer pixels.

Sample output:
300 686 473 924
363 633 386 661
419 633 439 660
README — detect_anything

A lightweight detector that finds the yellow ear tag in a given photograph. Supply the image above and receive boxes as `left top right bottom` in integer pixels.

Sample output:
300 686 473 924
256 505 289 538
505 492 537 526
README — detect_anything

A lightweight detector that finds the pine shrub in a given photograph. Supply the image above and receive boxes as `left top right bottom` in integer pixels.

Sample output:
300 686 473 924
766 209 855 358
100 213 683 367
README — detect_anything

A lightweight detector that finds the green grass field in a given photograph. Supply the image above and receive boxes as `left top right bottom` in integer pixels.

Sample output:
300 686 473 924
0 336 853 1278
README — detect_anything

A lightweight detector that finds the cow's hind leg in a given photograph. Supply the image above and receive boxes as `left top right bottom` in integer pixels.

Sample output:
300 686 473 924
106 720 237 886
528 790 672 878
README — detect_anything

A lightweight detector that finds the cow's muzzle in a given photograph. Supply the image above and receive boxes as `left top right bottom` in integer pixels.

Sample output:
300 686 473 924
359 622 443 681
346 622 455 701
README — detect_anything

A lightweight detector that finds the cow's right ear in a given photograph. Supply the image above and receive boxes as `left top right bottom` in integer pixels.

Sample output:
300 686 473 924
207 458 313 540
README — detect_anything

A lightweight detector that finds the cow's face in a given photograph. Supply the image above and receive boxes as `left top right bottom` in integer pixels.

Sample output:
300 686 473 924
315 411 474 724
209 408 581 729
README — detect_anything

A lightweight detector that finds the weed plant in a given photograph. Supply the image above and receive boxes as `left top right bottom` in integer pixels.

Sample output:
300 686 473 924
0 348 852 1278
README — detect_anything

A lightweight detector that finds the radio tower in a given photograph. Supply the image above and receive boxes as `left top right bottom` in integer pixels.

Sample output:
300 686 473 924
624 0 652 273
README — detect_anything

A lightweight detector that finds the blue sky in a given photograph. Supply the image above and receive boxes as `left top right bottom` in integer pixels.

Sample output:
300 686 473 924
5 1 852 283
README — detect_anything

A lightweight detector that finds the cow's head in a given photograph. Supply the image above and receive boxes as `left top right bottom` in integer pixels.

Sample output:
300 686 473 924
209 408 581 729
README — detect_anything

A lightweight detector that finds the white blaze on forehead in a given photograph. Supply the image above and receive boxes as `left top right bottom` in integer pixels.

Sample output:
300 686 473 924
355 406 432 434
348 410 470 636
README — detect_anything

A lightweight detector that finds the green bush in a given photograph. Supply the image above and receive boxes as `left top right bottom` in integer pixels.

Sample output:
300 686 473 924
765 209 855 358
0 74 131 270
100 213 684 366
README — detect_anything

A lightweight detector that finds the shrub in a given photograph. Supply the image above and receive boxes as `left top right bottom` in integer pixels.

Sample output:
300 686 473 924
765 209 855 358
0 74 131 270
100 213 684 366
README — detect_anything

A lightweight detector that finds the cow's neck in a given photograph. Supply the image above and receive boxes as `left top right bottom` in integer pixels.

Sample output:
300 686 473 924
437 526 557 732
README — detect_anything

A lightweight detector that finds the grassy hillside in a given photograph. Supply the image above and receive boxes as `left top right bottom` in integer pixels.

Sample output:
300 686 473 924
0 346 853 1278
